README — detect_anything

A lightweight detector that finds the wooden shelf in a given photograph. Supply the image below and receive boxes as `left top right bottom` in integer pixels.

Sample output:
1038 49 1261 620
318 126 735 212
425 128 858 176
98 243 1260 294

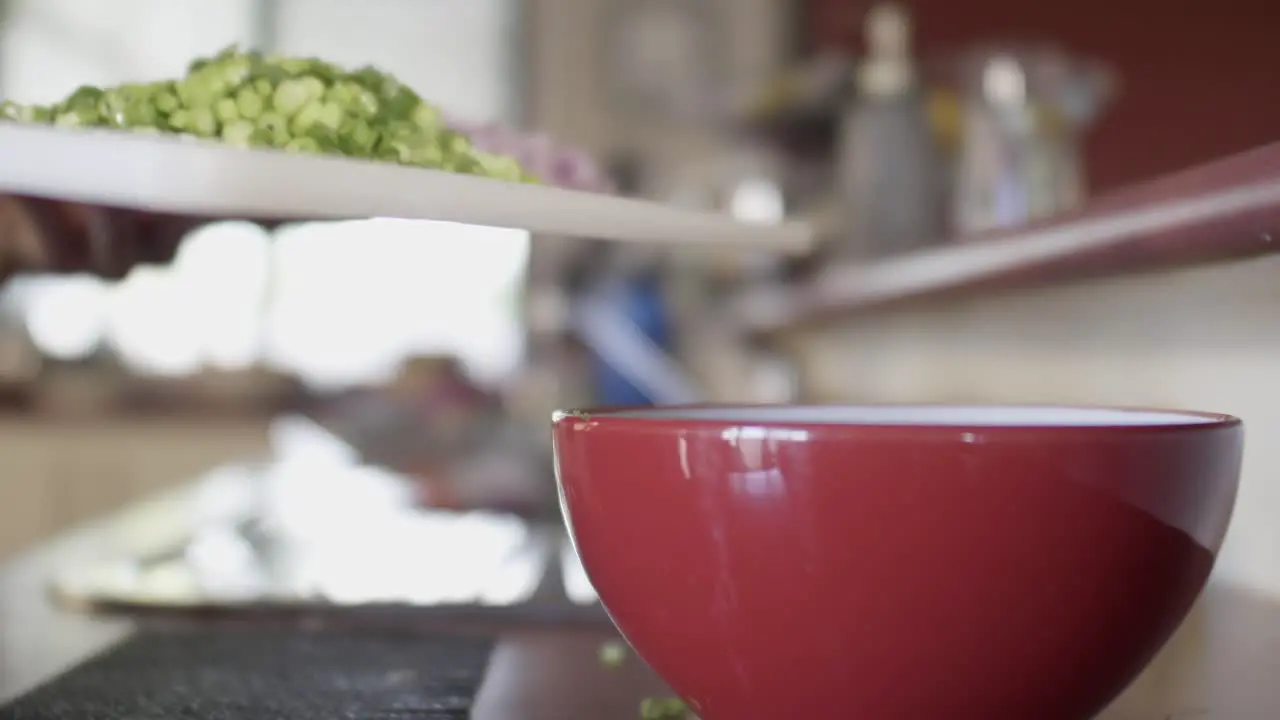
736 143 1280 334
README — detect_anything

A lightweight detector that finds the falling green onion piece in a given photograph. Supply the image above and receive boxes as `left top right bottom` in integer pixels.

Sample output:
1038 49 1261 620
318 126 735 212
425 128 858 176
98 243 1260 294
598 640 628 669
639 696 695 719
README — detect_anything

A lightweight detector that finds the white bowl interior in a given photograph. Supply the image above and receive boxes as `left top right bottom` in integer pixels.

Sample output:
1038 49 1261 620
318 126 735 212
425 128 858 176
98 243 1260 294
603 405 1222 427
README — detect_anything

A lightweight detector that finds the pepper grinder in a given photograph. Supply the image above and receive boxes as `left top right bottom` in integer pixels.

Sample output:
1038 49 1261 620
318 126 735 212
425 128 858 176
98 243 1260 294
832 3 948 260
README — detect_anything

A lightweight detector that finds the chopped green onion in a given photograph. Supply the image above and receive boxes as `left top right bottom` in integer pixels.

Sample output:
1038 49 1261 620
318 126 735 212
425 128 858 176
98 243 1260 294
0 47 534 180
283 136 321 153
167 108 193 132
317 101 344 130
0 101 23 121
412 102 441 129
154 90 180 114
298 76 325 102
221 120 256 147
54 113 85 128
122 101 159 127
234 87 264 119
189 107 217 137
252 77 274 97
214 97 240 124
289 100 323 133
272 79 310 117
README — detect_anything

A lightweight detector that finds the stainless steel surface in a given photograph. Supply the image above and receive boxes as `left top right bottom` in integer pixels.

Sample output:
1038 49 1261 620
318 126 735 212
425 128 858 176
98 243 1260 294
48 418 602 617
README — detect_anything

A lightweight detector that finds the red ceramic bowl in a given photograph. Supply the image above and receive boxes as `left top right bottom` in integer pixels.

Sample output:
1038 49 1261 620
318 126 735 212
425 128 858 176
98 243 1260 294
552 405 1243 720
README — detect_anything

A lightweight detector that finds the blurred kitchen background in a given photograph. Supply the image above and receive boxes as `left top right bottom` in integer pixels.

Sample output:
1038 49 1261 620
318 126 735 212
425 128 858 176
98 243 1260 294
0 0 1276 617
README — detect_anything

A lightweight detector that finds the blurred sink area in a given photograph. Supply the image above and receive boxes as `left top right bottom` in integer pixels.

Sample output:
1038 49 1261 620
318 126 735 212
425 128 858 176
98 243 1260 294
49 415 601 618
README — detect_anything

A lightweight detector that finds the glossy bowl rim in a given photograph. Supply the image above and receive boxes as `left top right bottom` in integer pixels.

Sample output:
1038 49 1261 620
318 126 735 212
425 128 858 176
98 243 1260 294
552 403 1241 431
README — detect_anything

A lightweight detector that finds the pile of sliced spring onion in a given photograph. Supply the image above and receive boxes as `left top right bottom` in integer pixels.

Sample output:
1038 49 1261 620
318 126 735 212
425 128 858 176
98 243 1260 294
0 45 535 183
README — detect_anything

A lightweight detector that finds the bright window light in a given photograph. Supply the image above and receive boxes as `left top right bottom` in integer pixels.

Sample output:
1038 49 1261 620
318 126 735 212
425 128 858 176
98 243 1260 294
729 177 786 225
23 274 108 361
